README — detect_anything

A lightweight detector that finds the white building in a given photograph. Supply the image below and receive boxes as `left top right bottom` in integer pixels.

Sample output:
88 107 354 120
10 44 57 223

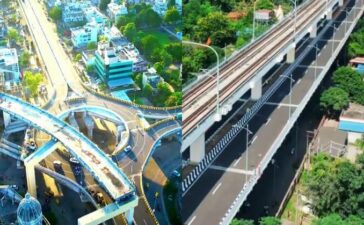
0 48 20 84
84 6 108 27
120 44 147 72
142 67 163 88
71 22 98 48
62 1 88 23
152 0 168 16
107 2 128 22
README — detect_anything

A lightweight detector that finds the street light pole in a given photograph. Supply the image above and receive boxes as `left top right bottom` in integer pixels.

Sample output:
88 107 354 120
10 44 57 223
280 74 295 119
309 45 320 80
252 1 256 41
233 123 253 184
183 40 221 121
290 0 297 43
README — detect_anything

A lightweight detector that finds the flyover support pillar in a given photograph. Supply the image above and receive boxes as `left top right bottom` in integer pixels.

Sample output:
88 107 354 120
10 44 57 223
327 9 333 20
2 111 11 128
126 208 134 225
339 0 343 6
286 46 295 63
25 163 37 198
83 112 94 139
190 133 205 164
251 78 262 100
115 125 124 144
310 24 317 38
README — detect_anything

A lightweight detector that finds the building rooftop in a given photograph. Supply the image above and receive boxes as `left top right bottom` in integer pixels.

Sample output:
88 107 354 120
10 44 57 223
341 103 364 121
0 48 18 66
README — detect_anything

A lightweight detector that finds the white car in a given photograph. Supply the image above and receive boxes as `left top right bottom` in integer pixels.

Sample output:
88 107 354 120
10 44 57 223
70 157 80 164
53 160 62 168
124 145 132 153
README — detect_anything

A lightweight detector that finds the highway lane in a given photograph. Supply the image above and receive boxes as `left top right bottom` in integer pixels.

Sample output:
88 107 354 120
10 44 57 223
183 2 356 224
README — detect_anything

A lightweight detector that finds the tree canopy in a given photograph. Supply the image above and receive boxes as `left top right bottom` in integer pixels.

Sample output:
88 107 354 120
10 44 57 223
24 71 43 97
49 6 62 21
320 87 349 116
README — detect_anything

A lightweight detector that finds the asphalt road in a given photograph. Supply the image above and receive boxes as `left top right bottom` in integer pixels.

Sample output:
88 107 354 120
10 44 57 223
183 1 358 224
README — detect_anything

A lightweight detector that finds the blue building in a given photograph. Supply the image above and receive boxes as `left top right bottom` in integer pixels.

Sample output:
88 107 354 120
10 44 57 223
338 103 364 143
94 44 134 89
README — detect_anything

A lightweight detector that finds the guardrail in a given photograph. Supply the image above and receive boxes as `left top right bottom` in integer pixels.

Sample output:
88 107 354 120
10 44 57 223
219 3 364 224
144 116 177 132
80 75 181 112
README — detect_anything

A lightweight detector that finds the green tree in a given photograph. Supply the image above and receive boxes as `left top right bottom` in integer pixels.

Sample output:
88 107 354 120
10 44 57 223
312 214 345 225
74 53 82 62
259 217 281 225
165 92 182 106
87 42 97 50
331 66 364 104
141 35 160 57
123 23 138 42
86 64 95 73
49 6 62 21
143 83 154 96
135 7 162 28
230 219 254 225
161 51 173 66
165 42 182 62
193 12 237 47
133 73 143 88
19 51 30 67
154 62 165 75
320 87 349 116
99 0 111 11
24 71 43 97
7 27 20 43
164 7 181 24
116 15 134 30
256 0 275 10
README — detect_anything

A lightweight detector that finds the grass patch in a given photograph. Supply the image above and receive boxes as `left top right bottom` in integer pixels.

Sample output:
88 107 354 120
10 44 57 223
142 30 177 46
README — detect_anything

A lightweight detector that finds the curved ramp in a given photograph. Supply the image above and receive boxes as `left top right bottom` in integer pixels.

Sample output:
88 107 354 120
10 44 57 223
0 93 134 201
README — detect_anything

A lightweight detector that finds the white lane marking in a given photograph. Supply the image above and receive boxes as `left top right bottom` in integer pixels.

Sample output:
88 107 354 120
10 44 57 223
209 165 255 175
233 157 242 167
212 182 222 195
251 136 258 144
265 118 271 126
296 78 301 85
187 216 196 225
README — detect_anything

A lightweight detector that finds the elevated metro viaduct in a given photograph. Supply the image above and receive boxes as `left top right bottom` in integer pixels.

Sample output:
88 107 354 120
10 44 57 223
182 0 364 224
183 0 345 163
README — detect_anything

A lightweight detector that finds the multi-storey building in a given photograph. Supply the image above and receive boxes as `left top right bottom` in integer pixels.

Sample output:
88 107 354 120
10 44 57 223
71 22 98 48
0 48 20 84
94 44 133 88
62 1 87 24
107 2 128 22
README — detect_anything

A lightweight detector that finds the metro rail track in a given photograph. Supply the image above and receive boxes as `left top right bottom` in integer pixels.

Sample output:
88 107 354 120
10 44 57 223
183 0 329 135
183 0 316 107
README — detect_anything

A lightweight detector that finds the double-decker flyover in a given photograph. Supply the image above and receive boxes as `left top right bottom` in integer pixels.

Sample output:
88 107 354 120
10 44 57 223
0 93 137 224
183 0 364 224
182 0 346 162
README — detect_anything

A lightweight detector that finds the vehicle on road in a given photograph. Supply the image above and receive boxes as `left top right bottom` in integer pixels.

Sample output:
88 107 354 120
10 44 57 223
124 145 132 153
